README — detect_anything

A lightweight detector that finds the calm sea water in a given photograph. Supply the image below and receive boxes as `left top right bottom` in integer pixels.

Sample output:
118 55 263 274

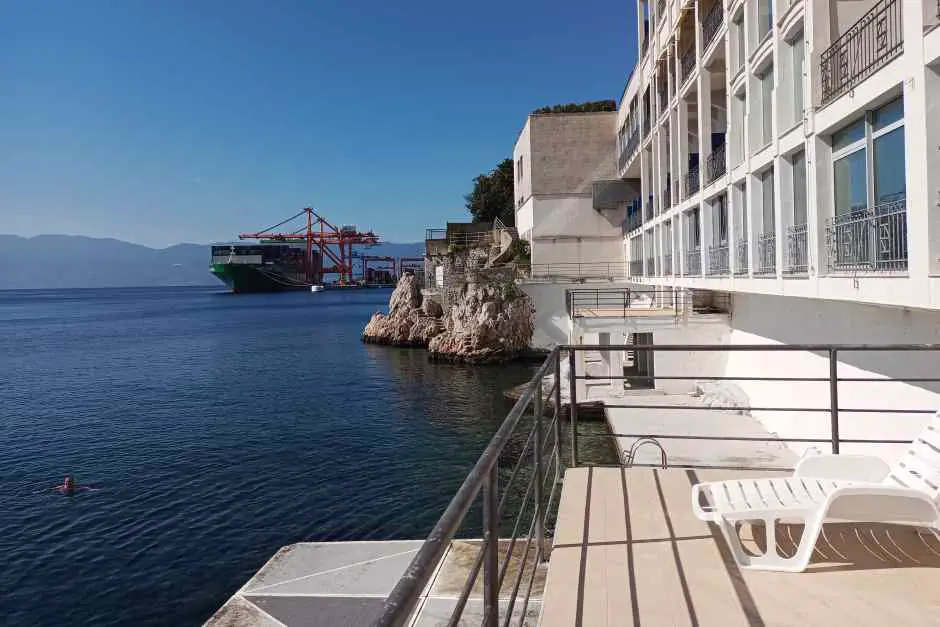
0 287 536 626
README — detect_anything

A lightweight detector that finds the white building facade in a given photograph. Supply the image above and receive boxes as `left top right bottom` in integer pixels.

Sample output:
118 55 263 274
517 0 940 458
513 111 628 276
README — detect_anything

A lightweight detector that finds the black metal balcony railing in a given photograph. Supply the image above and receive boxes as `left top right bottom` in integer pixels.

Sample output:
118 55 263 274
646 256 656 276
657 0 666 23
662 186 672 210
629 259 644 276
707 244 730 275
642 115 651 138
819 0 902 105
684 166 700 198
680 47 696 85
684 246 702 276
785 223 809 275
618 130 640 172
374 342 940 626
734 238 749 275
659 88 669 115
755 232 776 275
702 2 724 49
664 252 673 276
644 200 654 222
705 144 726 183
624 211 643 233
825 197 908 273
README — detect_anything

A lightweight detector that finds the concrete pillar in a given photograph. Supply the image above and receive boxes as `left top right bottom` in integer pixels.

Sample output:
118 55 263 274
901 3 934 283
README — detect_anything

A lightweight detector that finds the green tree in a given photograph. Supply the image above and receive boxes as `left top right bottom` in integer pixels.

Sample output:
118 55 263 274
465 158 515 225
532 100 616 114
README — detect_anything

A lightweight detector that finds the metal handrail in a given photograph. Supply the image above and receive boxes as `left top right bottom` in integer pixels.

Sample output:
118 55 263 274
376 343 940 625
702 1 723 49
527 261 628 280
705 143 726 183
684 165 700 198
819 0 902 105
825 197 908 273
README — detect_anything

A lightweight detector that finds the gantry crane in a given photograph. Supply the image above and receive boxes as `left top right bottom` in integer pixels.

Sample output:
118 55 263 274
239 207 379 285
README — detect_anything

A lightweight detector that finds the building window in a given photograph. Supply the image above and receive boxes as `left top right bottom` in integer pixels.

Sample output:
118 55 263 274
759 65 773 146
734 92 746 165
757 0 773 43
517 156 523 182
789 30 804 128
792 150 806 225
827 98 906 272
761 167 775 233
732 11 745 73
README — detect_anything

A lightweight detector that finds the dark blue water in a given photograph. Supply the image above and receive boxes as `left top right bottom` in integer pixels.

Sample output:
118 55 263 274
0 287 535 626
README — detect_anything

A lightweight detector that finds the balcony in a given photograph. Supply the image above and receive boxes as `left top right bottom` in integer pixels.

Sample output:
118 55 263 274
658 87 669 116
662 185 672 210
684 166 700 198
755 232 776 275
618 130 640 171
702 2 723 49
819 0 902 105
642 115 651 138
684 246 702 276
824 197 908 273
785 223 809 275
630 259 644 276
705 144 726 183
646 256 657 276
680 46 696 85
734 238 749 275
664 252 673 275
707 243 730 275
657 0 666 24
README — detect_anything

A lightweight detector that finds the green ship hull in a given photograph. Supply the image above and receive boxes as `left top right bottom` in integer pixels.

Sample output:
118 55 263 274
211 263 312 293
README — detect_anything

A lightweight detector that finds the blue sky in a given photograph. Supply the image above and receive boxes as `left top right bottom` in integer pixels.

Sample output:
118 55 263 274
0 0 635 247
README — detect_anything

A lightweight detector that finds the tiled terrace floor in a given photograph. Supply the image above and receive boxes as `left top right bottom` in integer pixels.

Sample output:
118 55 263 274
540 467 940 627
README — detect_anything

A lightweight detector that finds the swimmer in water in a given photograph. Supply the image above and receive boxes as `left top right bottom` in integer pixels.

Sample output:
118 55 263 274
54 475 95 495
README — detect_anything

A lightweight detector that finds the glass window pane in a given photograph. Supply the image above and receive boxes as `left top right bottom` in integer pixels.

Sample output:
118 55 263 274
873 127 906 204
833 118 865 152
834 149 867 215
792 33 804 121
762 168 774 232
761 67 773 144
873 98 904 133
792 150 807 224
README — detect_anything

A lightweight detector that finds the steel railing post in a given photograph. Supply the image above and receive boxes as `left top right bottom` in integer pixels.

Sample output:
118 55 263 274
553 350 563 476
482 465 500 626
829 348 840 454
568 348 579 467
533 380 545 563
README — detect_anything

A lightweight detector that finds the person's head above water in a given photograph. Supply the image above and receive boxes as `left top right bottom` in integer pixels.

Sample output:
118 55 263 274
63 476 74 493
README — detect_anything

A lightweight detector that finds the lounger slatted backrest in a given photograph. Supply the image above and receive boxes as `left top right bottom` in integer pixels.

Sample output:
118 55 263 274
886 413 940 502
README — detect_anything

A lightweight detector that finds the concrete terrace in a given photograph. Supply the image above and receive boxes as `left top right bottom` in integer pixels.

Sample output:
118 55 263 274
541 467 940 627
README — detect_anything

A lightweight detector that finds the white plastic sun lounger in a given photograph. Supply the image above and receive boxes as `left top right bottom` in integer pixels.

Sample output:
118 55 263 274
691 411 940 572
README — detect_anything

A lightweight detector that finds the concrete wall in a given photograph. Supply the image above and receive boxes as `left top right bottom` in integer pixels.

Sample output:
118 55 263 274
528 196 624 267
726 292 940 461
513 119 533 210
574 313 732 394
529 112 618 196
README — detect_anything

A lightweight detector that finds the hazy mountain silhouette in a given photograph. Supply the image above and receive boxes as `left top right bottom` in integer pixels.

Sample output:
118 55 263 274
0 234 424 289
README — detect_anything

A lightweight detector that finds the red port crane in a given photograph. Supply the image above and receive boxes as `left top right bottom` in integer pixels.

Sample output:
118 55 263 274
239 207 379 285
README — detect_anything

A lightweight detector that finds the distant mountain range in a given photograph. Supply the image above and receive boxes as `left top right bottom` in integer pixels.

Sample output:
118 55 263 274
0 234 424 289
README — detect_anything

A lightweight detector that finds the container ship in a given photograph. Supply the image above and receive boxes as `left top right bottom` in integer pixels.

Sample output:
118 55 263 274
210 207 387 293
210 243 320 292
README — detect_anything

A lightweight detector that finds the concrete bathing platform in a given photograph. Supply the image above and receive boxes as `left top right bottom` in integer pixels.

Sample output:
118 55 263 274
208 539 545 626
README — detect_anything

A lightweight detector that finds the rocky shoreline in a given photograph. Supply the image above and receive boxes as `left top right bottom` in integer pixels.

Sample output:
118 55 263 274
361 272 535 364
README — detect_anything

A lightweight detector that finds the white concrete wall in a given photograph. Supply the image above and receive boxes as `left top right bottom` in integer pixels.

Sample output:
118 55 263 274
513 119 533 210
726 293 940 462
529 197 624 267
516 197 535 241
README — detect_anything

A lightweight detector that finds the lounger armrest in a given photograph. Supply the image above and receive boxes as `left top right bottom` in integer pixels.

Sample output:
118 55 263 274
794 454 890 482
824 485 940 525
